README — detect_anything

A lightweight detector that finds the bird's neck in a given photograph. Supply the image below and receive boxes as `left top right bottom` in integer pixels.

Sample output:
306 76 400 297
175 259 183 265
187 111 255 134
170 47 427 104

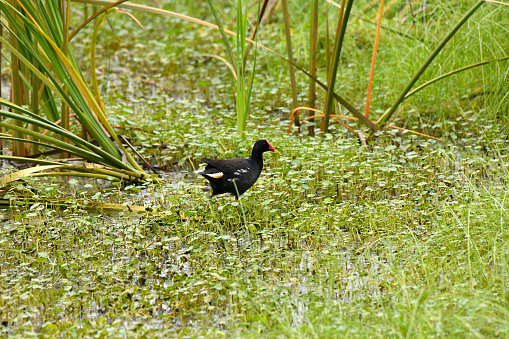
250 149 264 163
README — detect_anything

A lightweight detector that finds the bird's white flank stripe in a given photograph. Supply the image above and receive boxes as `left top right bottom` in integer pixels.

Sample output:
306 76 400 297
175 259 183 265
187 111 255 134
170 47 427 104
205 172 224 179
233 168 249 176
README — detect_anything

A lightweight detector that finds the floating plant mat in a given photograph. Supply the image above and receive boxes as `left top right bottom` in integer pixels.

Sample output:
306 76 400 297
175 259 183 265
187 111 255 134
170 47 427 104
2 0 509 335
0 203 385 330
2 141 509 337
0 167 193 217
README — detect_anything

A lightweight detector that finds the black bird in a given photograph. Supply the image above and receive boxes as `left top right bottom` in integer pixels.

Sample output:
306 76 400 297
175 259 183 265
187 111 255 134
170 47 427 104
196 139 278 200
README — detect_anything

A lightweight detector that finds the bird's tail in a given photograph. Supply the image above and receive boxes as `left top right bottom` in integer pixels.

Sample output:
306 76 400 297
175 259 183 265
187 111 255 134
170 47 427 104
196 169 224 179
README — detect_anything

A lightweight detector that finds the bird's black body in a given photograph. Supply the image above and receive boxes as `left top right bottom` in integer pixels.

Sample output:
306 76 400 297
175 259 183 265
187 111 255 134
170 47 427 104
197 139 277 199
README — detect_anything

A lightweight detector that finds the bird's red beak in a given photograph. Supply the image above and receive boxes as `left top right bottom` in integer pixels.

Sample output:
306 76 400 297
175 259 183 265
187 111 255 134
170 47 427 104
267 140 278 153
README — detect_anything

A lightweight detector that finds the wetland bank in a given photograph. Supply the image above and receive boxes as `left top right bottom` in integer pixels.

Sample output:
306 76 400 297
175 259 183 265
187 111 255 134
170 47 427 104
1 0 509 337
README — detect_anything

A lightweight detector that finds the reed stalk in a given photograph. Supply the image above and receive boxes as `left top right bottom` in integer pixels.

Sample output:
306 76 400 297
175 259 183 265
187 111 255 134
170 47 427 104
364 0 384 118
322 0 353 134
377 0 485 125
281 0 299 128
307 0 319 137
0 0 154 182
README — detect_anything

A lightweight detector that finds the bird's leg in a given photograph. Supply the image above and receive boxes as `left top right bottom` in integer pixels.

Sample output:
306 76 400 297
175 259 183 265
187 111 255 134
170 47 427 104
232 179 240 202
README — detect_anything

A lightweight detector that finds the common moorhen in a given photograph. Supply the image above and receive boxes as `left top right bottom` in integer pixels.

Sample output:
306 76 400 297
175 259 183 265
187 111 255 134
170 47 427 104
196 139 278 200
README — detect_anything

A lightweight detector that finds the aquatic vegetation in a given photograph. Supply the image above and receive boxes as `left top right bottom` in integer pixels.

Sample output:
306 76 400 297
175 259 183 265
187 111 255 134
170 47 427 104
1 0 509 337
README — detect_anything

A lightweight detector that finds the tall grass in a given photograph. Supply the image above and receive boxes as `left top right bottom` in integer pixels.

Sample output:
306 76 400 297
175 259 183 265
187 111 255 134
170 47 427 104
206 0 257 136
1 2 508 335
0 0 152 182
322 0 353 133
377 0 485 126
307 0 319 137
281 0 300 128
66 0 509 138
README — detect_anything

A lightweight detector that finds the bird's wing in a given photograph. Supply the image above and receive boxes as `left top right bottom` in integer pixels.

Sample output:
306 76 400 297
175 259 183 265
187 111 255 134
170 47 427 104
200 157 252 175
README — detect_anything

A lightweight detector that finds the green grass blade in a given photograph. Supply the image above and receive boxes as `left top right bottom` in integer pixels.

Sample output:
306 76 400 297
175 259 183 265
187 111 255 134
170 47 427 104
0 14 117 156
69 0 131 41
0 121 113 166
404 56 509 100
0 136 78 156
322 0 354 134
377 0 485 125
308 0 319 137
73 0 377 131
281 0 299 128
0 107 134 171
1 0 145 171
206 0 236 70
0 156 62 166
91 9 113 113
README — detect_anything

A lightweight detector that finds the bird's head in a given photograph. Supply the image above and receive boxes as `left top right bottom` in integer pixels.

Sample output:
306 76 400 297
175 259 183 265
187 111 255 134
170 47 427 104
255 139 278 153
